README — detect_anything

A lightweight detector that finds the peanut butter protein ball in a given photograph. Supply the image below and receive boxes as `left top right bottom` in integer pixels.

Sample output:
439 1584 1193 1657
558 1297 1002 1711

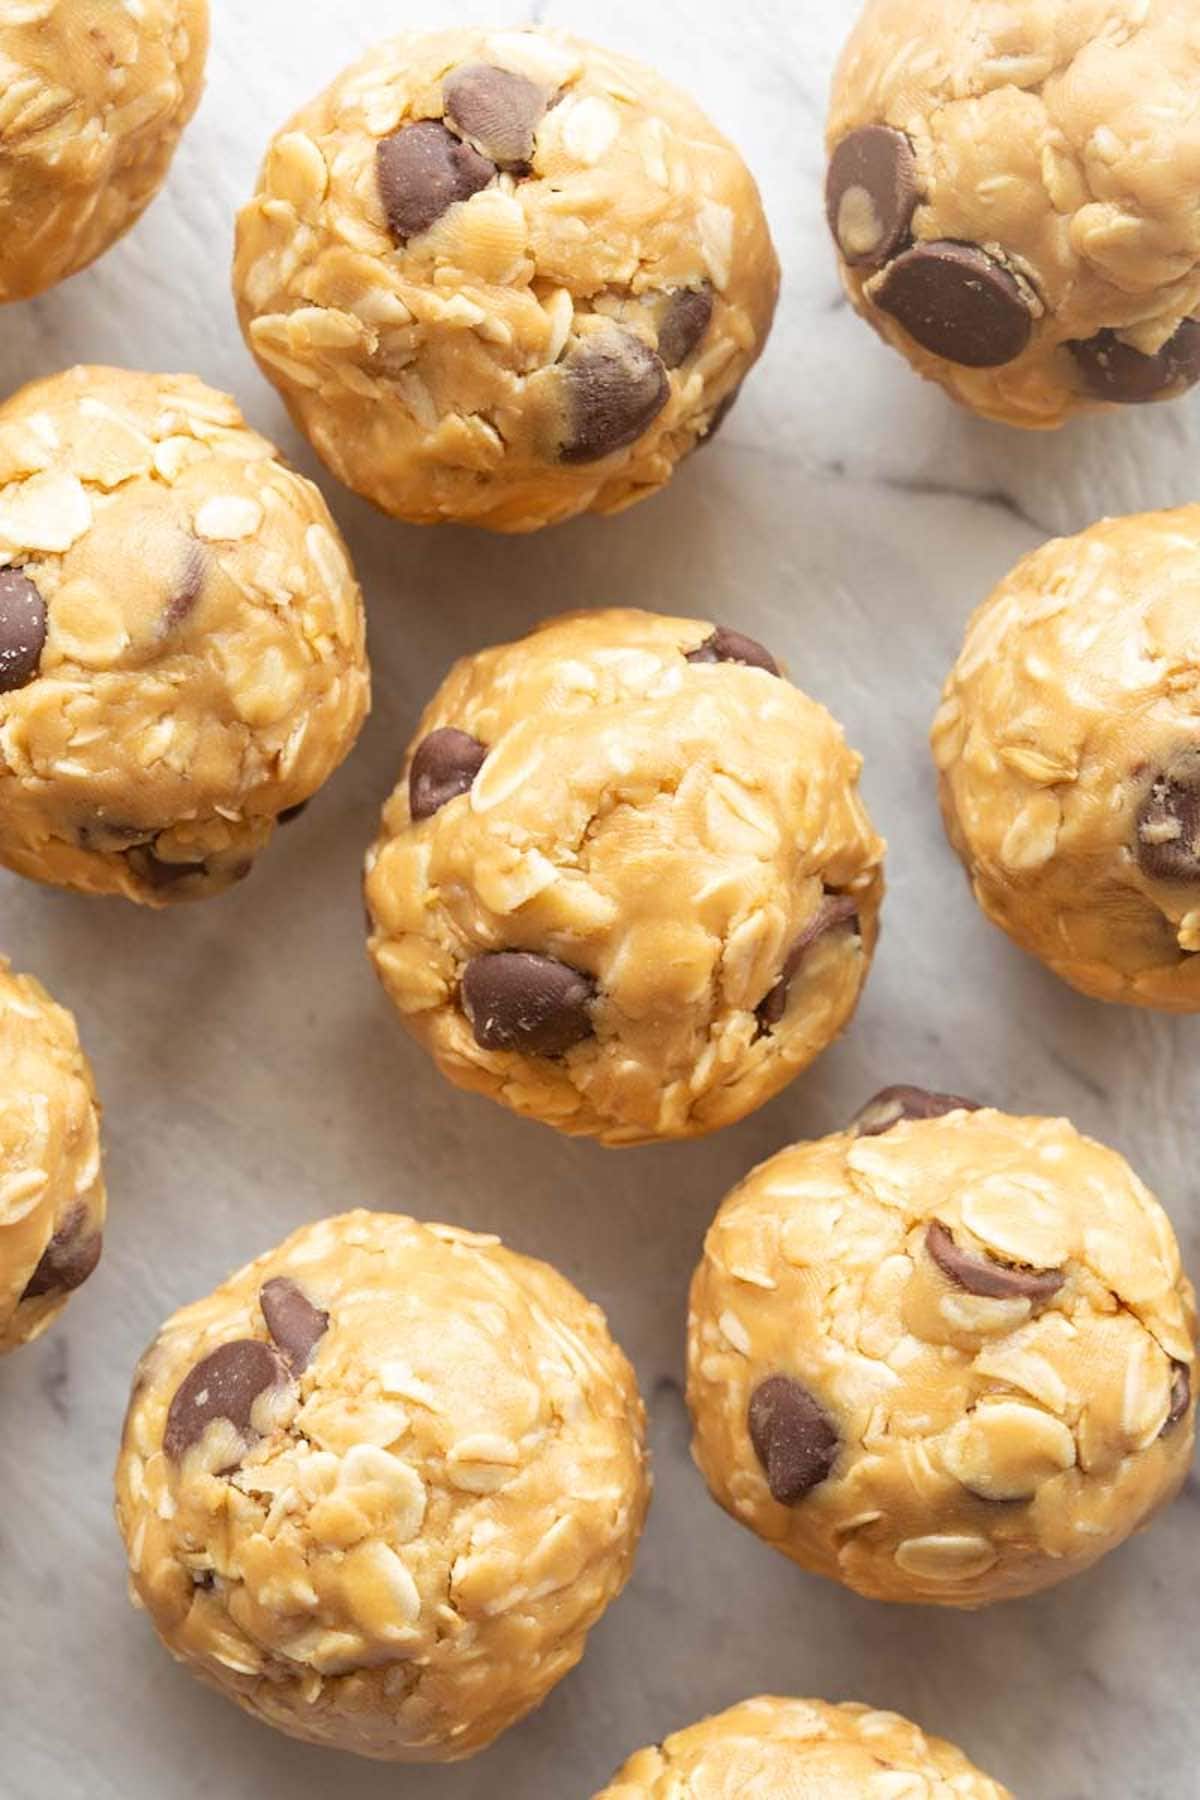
934 508 1200 1008
0 367 369 906
1 1 209 304
115 1211 648 1760
234 27 779 531
827 0 1200 427
595 1696 1011 1799
365 610 884 1145
0 958 104 1355
687 1092 1197 1607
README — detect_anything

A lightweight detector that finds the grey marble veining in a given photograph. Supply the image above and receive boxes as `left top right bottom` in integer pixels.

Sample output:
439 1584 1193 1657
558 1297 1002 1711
2 4 1197 1797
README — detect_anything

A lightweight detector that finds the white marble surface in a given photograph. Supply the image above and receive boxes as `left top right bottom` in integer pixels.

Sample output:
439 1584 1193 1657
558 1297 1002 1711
2 3 1198 1796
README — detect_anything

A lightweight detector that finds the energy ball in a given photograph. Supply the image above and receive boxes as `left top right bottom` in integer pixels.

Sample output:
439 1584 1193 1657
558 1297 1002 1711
365 610 884 1145
234 27 779 532
933 508 1200 1008
687 1093 1197 1607
115 1210 648 1761
1 1 209 304
595 1696 1010 1799
827 0 1200 428
0 958 104 1355
0 366 369 906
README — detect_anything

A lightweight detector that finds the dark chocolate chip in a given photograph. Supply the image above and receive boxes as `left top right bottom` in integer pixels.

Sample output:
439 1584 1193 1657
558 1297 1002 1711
926 1219 1064 1305
825 125 918 269
685 627 779 676
278 800 310 825
757 894 860 1030
129 847 208 889
1164 1361 1192 1434
163 1339 290 1462
409 727 489 821
1070 319 1200 406
852 1085 982 1138
658 285 714 369
872 241 1034 368
695 385 741 451
443 62 547 170
1135 761 1200 883
461 951 596 1056
748 1375 839 1505
21 1205 102 1300
0 569 47 694
376 120 495 244
260 1277 329 1373
162 541 207 633
559 329 670 463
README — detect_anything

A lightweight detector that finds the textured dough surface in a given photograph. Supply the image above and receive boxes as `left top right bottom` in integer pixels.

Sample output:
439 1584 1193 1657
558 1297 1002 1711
933 507 1200 1008
0 0 209 304
0 366 369 906
115 1210 649 1762
234 26 779 531
365 609 884 1145
828 0 1200 427
687 1106 1196 1607
0 957 104 1355
595 1695 1011 1798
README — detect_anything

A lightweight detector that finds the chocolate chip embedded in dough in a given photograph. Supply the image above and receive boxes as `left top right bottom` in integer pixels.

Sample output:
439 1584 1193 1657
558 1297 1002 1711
462 951 596 1057
1135 761 1200 883
409 727 489 821
0 569 47 694
1164 1361 1191 1435
926 1219 1064 1305
852 1085 982 1138
443 62 548 170
748 1375 839 1504
162 541 207 633
872 241 1034 369
278 800 310 826
658 285 714 369
685 627 779 676
21 1205 102 1299
163 1339 291 1461
260 1277 329 1373
1070 319 1200 406
376 120 495 244
825 126 918 269
129 847 208 890
558 329 670 464
756 894 860 1030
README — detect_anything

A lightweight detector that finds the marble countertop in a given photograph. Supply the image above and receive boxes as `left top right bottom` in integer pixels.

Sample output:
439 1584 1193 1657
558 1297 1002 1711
3 3 1198 1797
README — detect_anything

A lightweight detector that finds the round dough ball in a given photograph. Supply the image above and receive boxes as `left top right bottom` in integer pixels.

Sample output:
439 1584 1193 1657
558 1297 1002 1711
115 1210 649 1762
933 508 1200 1008
234 27 779 532
0 1 209 304
0 366 370 906
595 1696 1010 1799
687 1091 1197 1607
826 0 1200 428
0 957 104 1355
365 610 884 1145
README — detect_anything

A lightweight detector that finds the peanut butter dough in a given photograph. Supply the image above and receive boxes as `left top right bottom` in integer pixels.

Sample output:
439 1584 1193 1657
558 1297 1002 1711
1 1 209 304
0 366 369 906
687 1093 1197 1607
234 26 779 532
595 1696 1010 1799
933 508 1200 1008
827 0 1200 428
365 610 884 1146
115 1210 649 1761
0 957 104 1355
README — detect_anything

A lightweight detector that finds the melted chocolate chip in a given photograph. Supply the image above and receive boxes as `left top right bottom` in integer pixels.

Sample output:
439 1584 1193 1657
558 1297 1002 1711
658 285 714 369
1135 761 1200 883
443 62 547 170
376 121 495 243
462 951 596 1056
872 241 1034 368
757 894 860 1030
1164 1361 1192 1434
559 329 670 463
685 627 779 676
1070 319 1200 406
0 569 47 694
926 1220 1064 1305
826 126 918 269
21 1205 102 1299
852 1085 982 1138
260 1277 329 1373
163 1339 290 1462
748 1375 839 1505
409 727 489 821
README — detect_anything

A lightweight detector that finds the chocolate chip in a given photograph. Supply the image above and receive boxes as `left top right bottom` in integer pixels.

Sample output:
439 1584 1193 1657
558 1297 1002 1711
926 1219 1064 1305
685 626 779 676
21 1205 102 1299
696 385 741 451
559 329 670 463
826 126 918 269
0 569 47 694
192 1569 216 1591
260 1277 329 1373
129 847 208 889
162 541 207 633
443 62 547 170
409 727 488 821
376 120 495 244
872 241 1034 368
1135 760 1200 882
163 1339 290 1462
1164 1361 1191 1434
748 1375 839 1504
278 800 310 825
852 1085 982 1138
757 894 860 1030
462 951 596 1056
1070 319 1200 405
658 285 714 369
